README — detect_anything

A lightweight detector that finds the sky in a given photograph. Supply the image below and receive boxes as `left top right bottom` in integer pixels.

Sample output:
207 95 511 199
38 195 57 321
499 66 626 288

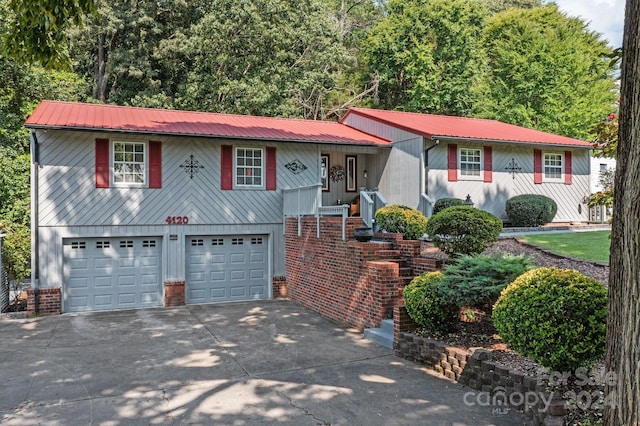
548 0 625 48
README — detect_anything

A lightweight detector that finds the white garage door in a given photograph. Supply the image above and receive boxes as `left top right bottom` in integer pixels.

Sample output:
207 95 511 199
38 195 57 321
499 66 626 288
63 237 162 312
186 235 268 304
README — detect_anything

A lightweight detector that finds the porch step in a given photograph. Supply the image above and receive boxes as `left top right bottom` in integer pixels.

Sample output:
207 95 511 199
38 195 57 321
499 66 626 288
364 319 394 349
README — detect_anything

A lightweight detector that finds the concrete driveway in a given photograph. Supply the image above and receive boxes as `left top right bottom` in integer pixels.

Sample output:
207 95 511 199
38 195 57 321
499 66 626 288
0 300 528 425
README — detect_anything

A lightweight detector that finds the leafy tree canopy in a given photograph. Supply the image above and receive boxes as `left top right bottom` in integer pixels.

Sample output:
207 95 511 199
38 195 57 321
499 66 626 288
3 0 96 68
478 4 618 139
361 0 488 115
177 0 352 119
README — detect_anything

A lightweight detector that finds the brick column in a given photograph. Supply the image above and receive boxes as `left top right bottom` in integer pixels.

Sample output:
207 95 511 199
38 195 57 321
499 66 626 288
26 288 62 316
272 276 288 298
164 281 185 306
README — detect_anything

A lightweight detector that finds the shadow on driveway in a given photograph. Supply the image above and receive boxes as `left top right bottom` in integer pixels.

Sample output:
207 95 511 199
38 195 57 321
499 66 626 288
0 300 529 425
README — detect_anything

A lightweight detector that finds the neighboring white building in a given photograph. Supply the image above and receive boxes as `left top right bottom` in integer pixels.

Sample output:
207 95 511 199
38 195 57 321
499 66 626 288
590 156 616 193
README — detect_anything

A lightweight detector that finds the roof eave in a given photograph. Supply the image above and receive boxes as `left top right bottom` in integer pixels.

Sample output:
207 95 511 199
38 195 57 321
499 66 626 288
26 124 390 147
431 134 592 149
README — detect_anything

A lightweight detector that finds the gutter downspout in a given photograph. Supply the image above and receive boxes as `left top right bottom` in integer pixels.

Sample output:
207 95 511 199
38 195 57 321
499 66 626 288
30 131 39 314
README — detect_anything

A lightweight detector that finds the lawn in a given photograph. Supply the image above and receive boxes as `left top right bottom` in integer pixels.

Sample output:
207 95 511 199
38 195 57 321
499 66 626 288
519 230 611 264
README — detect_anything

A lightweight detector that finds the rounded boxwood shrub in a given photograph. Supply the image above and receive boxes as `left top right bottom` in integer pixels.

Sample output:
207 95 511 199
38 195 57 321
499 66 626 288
403 272 458 333
505 194 557 227
437 252 534 311
493 267 607 371
425 206 502 256
375 204 428 240
433 197 464 215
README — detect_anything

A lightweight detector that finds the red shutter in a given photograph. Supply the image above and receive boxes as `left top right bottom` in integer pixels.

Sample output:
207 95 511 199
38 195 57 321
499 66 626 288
148 141 162 188
483 146 493 183
564 151 572 185
533 149 543 184
266 147 277 190
221 145 233 190
95 138 110 188
447 144 458 182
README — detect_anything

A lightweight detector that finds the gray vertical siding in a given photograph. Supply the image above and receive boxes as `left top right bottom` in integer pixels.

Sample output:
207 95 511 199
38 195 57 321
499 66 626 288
36 130 321 227
427 142 590 222
377 136 424 209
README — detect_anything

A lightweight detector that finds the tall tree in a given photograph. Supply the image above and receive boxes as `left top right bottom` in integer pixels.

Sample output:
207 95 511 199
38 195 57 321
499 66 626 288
604 1 640 424
479 4 617 139
361 0 488 115
69 0 206 106
177 0 351 119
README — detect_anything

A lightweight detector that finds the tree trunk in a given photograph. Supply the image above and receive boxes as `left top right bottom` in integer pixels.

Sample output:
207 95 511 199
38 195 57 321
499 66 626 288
604 1 640 424
93 32 109 102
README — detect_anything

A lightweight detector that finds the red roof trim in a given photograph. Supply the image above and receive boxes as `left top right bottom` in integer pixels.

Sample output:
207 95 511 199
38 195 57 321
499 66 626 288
344 107 591 148
26 101 390 146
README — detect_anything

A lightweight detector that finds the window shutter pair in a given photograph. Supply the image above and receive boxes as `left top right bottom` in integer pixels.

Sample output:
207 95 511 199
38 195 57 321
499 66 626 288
95 139 161 188
221 145 277 190
534 149 572 185
447 144 493 183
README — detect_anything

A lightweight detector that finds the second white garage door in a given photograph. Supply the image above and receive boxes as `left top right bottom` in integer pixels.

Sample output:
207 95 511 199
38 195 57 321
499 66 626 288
186 235 269 304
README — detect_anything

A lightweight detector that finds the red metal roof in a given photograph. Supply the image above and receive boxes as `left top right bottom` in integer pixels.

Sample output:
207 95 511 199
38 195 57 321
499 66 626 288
342 107 592 148
25 101 390 146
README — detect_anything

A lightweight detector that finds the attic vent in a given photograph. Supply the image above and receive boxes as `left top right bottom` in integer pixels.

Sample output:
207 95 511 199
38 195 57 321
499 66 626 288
96 241 110 249
211 238 224 246
120 240 134 248
71 241 86 250
191 239 204 246
142 240 156 248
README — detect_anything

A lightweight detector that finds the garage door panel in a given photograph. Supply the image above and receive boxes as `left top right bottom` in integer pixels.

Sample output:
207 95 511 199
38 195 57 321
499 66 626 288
186 235 268 304
94 276 112 287
230 270 245 280
94 294 113 307
210 271 225 281
69 277 89 289
63 237 162 313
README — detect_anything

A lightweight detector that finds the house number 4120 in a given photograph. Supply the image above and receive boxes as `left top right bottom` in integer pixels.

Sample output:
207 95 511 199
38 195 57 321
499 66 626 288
166 216 189 225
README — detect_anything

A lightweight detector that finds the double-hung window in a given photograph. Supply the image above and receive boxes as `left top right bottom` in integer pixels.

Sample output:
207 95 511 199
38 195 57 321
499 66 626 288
459 148 482 178
113 142 146 185
543 153 563 181
236 148 263 187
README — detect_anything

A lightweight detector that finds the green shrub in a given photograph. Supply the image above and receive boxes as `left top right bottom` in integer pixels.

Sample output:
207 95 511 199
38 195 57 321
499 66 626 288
437 252 534 311
505 194 557 227
375 204 428 240
425 206 502 256
433 198 464 215
493 267 607 371
403 272 458 333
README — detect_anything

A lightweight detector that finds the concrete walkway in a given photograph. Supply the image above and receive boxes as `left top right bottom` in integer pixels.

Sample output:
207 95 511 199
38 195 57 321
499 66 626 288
0 300 529 425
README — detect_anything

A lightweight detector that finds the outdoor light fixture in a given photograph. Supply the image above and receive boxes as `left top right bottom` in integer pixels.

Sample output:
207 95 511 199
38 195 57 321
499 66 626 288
463 194 474 207
363 169 368 178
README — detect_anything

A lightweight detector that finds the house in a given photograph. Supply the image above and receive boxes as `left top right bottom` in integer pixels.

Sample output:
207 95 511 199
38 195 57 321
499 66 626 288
25 101 593 314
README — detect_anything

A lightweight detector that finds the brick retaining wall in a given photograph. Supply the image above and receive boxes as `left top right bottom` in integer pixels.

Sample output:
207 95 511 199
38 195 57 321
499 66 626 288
26 288 61 316
393 305 567 425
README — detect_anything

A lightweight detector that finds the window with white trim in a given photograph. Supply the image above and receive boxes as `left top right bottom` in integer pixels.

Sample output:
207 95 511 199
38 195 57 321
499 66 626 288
235 148 263 187
544 153 563 181
459 148 482 178
113 142 146 185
